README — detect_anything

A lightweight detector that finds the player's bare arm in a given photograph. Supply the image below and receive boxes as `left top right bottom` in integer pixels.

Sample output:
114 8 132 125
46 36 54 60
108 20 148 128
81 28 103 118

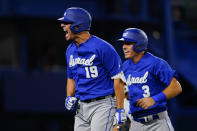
137 77 182 109
114 78 125 108
163 77 182 99
66 78 75 96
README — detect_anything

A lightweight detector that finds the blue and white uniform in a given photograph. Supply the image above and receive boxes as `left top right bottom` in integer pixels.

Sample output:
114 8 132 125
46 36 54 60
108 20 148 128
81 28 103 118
66 35 121 100
123 52 176 131
66 35 122 131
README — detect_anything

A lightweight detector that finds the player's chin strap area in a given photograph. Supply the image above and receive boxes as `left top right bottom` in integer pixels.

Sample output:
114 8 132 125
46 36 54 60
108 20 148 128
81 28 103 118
111 71 126 83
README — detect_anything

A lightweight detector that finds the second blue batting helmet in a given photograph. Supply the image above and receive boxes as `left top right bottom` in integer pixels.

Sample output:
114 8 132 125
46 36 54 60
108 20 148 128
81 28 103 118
58 7 92 34
118 28 148 53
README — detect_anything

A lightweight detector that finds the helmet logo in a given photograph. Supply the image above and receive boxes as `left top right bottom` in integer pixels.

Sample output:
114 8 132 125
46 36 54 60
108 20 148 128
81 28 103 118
64 12 67 16
123 32 128 37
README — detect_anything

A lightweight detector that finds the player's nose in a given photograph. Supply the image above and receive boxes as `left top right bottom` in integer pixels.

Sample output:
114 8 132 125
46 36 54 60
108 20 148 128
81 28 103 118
122 44 127 50
60 23 65 27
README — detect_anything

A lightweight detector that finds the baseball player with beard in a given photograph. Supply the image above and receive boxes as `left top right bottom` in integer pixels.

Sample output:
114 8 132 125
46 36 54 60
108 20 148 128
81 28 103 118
58 7 126 131
117 28 182 131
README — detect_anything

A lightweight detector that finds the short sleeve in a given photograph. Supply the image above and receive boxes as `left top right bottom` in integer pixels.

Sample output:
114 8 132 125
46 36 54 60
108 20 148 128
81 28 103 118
67 65 73 78
153 59 178 87
100 43 122 77
66 50 73 79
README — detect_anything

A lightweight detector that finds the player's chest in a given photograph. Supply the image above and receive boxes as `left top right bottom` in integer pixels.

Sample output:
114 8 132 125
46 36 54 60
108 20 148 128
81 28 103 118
68 54 98 68
68 47 99 65
125 70 154 97
123 62 154 86
125 70 151 86
68 49 101 78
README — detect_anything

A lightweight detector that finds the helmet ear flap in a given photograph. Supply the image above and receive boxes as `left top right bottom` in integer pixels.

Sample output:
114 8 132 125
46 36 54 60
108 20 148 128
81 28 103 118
134 43 147 53
70 24 80 33
134 44 141 53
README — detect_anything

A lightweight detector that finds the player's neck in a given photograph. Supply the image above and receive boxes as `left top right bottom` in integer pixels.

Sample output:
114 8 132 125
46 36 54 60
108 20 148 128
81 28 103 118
74 31 91 46
132 52 145 64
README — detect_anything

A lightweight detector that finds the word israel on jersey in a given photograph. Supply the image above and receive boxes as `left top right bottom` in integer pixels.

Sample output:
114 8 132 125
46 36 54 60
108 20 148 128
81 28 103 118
126 71 149 85
69 54 96 67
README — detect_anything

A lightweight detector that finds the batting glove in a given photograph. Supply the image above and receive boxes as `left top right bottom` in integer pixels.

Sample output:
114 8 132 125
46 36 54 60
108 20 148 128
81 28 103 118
115 108 127 124
65 96 77 111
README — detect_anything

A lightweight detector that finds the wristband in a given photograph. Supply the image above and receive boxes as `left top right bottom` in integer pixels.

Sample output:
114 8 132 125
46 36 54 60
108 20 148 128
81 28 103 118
116 108 124 111
152 92 166 103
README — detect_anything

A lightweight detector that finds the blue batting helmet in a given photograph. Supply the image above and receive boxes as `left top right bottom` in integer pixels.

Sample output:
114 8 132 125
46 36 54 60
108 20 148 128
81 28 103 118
118 28 148 53
58 7 92 34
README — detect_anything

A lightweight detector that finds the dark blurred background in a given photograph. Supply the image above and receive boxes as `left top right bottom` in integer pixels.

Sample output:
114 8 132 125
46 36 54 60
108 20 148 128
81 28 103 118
0 0 197 130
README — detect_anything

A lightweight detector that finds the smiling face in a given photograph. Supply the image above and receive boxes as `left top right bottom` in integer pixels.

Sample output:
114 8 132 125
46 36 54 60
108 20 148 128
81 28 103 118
60 23 76 41
122 42 138 59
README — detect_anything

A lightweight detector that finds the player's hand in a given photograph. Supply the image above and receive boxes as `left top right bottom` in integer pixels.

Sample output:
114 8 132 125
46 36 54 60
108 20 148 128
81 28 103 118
65 96 77 110
115 108 127 124
136 97 155 109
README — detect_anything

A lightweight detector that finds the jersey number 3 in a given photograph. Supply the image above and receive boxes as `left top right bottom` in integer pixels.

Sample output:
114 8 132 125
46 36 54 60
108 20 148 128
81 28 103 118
85 66 98 78
142 85 150 97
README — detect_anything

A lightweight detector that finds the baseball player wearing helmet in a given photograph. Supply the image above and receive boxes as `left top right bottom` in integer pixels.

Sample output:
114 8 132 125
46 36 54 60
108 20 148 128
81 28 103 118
117 28 182 131
58 7 126 131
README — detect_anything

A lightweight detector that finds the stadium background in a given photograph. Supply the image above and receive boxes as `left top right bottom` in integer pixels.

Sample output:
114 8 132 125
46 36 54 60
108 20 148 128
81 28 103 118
0 0 197 130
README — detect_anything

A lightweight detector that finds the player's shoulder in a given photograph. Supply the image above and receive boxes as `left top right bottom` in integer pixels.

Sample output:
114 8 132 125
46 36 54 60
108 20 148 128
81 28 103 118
147 52 170 68
123 60 130 66
146 52 164 63
122 60 131 70
67 42 75 49
66 42 75 54
91 35 114 49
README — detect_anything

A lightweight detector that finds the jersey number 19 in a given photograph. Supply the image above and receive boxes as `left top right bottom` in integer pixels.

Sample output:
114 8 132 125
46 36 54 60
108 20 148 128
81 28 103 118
85 66 98 78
